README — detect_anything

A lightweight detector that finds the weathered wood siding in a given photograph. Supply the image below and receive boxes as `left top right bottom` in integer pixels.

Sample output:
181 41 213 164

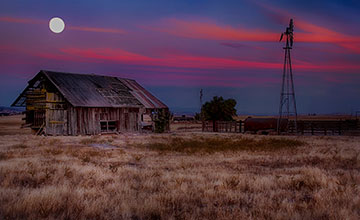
43 91 141 135
25 88 46 128
66 107 140 135
42 89 141 135
45 92 67 135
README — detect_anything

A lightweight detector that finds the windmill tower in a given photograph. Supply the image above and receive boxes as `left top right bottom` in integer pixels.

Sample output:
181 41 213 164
277 19 298 133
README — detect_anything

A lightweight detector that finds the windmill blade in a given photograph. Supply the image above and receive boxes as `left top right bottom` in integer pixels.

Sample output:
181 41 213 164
279 33 284 42
290 36 293 47
289 19 294 30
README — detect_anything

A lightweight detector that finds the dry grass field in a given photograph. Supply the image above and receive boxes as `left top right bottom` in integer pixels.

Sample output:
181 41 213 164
0 115 359 219
0 115 31 135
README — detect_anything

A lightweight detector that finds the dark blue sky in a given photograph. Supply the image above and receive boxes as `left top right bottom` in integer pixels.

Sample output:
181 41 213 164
1 0 360 114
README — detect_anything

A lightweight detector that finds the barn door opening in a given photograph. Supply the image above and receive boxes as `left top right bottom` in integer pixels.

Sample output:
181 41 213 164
29 110 45 128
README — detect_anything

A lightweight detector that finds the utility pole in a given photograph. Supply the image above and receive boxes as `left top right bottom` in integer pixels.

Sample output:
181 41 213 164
200 89 205 131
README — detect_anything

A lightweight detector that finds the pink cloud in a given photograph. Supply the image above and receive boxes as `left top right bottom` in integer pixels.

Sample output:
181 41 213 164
61 48 152 63
295 21 360 43
59 47 360 72
147 17 360 45
60 47 283 69
68 26 127 34
337 43 360 54
143 3 360 56
146 18 279 42
0 16 44 24
256 3 360 50
35 52 83 62
127 72 279 87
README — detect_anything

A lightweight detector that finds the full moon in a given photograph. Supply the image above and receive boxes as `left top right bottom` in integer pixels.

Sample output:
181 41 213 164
49 17 65 33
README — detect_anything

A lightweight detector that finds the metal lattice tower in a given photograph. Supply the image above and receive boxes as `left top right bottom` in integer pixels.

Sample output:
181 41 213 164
277 19 298 133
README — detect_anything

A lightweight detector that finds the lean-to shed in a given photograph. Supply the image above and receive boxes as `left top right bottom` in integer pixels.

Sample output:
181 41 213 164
12 70 169 135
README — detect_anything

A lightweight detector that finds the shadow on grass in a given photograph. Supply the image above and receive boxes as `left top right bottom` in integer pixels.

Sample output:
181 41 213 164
142 137 305 154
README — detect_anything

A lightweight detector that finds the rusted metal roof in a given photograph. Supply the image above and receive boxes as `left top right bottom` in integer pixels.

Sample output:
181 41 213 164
118 78 168 109
12 70 168 109
43 71 142 107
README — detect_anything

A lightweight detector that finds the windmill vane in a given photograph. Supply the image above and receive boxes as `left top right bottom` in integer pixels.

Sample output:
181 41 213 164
280 19 294 47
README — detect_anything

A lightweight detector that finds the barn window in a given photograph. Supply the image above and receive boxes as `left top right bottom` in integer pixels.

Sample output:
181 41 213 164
100 120 117 133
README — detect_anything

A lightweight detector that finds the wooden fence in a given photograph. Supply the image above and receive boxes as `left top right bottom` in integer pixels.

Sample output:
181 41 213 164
201 119 360 135
291 120 360 135
202 121 243 133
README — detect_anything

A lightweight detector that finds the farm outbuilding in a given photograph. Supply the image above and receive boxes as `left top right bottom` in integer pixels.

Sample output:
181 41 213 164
12 70 169 135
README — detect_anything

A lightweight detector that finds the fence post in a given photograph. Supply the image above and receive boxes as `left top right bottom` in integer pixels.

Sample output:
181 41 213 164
301 122 304 135
338 120 342 135
311 123 314 135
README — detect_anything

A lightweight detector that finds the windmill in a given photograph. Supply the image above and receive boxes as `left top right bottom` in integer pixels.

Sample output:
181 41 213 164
277 19 298 133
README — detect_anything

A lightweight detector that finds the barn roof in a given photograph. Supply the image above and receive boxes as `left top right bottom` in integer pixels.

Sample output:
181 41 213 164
12 70 168 109
118 78 168 109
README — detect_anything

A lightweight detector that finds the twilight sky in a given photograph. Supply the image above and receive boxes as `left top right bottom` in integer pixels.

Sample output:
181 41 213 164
1 0 360 115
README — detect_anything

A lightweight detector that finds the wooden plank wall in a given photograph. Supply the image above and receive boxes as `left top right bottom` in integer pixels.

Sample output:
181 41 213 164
66 107 140 135
26 88 46 128
46 92 67 135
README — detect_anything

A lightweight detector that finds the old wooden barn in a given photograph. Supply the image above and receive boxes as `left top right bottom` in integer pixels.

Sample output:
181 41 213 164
12 70 169 135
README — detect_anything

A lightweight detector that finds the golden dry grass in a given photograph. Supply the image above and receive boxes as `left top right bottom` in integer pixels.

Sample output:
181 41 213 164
170 121 203 132
0 115 31 135
0 132 359 219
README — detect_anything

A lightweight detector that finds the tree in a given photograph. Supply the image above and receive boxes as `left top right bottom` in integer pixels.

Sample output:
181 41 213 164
201 96 237 132
153 109 171 133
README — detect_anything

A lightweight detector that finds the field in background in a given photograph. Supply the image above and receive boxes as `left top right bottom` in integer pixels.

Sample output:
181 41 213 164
0 115 359 219
0 115 31 135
